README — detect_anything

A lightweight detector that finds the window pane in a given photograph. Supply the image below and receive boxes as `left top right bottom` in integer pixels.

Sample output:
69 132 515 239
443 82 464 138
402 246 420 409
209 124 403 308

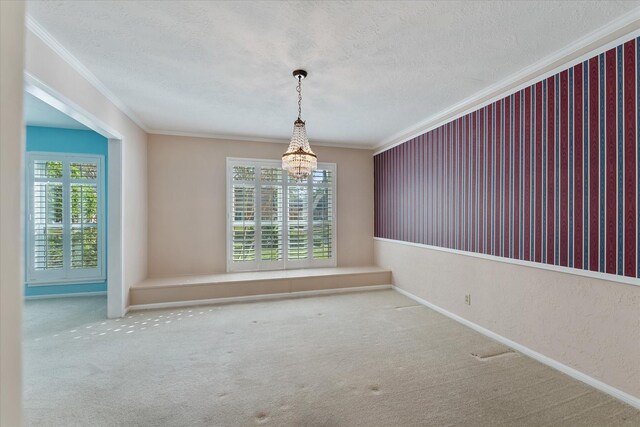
261 186 282 221
233 185 255 221
34 227 63 270
312 182 333 259
313 224 332 259
233 166 255 181
260 167 282 182
233 225 256 261
288 186 308 221
34 161 63 179
312 187 331 221
312 169 332 185
71 225 98 269
261 225 282 261
261 185 283 261
71 184 98 224
288 185 308 260
288 225 308 259
70 162 97 180
232 179 256 262
33 182 63 225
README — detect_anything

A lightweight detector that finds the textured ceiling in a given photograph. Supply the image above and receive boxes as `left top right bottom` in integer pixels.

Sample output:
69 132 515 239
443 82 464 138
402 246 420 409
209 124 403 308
24 92 89 130
27 1 639 147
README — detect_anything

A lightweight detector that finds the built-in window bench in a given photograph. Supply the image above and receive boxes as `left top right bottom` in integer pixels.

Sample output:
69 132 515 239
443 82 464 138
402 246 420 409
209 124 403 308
129 266 392 309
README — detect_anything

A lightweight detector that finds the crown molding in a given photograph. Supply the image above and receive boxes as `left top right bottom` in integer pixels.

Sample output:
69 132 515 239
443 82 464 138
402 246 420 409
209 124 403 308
25 15 150 133
149 129 375 150
25 14 373 150
375 8 640 154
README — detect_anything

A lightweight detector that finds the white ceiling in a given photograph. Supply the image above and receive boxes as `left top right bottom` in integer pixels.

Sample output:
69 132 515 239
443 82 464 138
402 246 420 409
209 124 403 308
26 1 640 147
24 92 89 130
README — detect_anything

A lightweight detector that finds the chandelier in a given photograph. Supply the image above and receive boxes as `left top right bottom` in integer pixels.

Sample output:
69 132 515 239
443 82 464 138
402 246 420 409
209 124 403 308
282 69 317 180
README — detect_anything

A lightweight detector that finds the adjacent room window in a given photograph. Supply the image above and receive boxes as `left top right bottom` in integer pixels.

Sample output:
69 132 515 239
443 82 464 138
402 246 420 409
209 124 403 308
26 153 105 284
227 158 336 272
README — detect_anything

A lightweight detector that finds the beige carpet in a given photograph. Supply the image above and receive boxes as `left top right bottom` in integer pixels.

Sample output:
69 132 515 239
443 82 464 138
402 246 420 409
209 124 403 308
23 290 640 426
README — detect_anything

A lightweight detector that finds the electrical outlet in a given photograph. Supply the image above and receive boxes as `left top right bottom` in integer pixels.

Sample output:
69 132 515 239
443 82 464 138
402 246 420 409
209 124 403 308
465 294 471 306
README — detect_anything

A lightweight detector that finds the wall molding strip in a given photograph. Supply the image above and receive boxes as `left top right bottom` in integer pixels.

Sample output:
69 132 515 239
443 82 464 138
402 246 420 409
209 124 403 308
128 284 392 311
392 286 640 410
375 238 640 287
375 10 640 154
149 130 373 150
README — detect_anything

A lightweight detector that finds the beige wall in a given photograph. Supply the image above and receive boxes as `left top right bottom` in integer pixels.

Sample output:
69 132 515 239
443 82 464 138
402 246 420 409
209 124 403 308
147 134 374 277
0 2 25 425
374 238 640 399
25 28 148 310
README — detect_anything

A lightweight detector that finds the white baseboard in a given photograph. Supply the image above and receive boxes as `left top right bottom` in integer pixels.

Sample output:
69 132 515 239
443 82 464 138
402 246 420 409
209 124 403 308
392 286 640 410
128 284 392 311
24 291 107 300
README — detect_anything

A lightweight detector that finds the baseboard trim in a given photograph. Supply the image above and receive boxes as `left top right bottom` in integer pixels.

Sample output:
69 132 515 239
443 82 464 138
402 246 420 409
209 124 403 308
392 286 640 410
128 284 392 311
24 291 107 300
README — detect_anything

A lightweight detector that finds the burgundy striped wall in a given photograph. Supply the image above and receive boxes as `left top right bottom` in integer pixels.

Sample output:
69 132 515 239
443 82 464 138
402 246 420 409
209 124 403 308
374 37 639 279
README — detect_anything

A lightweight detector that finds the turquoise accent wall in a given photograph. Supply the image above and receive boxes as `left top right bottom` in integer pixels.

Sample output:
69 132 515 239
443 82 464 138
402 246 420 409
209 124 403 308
25 126 108 297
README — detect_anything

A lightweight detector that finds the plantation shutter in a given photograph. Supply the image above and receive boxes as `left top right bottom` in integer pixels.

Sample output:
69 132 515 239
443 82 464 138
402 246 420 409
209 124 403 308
311 169 333 260
260 166 284 263
231 165 257 262
227 158 335 272
32 160 64 273
70 162 100 269
27 153 105 285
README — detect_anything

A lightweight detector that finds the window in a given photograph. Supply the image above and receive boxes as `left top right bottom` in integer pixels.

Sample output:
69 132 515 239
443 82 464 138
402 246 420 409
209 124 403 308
26 152 105 285
227 158 336 271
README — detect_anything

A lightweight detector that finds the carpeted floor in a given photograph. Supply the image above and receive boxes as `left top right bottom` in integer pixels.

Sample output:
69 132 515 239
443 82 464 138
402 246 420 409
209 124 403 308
23 290 640 426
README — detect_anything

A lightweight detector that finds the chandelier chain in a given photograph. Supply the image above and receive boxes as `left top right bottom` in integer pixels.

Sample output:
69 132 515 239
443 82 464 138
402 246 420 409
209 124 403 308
297 78 302 120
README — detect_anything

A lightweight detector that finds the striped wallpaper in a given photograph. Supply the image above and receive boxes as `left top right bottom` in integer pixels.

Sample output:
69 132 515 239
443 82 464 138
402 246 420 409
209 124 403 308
374 37 639 279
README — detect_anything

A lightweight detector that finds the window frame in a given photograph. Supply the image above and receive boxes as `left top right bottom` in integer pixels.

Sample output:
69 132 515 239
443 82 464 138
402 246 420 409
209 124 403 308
26 152 106 286
226 157 337 272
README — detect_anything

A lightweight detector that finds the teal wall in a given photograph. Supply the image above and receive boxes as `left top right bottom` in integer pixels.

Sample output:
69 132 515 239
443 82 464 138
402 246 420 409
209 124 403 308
25 126 108 297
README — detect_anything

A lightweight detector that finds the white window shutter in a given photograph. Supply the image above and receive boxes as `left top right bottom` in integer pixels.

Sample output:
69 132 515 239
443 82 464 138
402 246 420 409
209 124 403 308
227 158 336 272
26 153 105 285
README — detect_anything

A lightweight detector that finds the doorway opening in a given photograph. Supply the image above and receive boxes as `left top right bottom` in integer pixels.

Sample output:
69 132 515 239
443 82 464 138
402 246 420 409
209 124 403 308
24 75 125 319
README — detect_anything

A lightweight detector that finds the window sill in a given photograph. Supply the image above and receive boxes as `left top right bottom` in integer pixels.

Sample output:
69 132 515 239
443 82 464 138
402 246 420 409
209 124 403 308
26 277 106 287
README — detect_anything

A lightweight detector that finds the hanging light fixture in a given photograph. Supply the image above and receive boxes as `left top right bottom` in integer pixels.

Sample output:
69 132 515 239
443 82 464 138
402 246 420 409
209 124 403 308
282 69 317 180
